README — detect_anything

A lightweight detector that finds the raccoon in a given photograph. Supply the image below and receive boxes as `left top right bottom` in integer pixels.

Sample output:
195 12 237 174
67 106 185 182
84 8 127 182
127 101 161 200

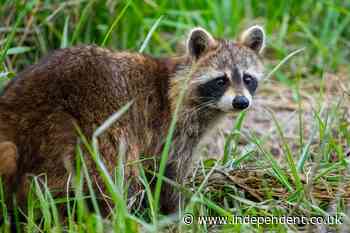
0 25 265 214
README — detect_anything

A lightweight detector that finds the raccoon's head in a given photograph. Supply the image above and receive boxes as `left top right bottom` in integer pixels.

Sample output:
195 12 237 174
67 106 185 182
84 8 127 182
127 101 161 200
176 25 265 114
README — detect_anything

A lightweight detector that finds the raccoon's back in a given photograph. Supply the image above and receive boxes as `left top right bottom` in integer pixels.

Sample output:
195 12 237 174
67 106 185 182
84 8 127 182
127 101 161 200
0 45 168 130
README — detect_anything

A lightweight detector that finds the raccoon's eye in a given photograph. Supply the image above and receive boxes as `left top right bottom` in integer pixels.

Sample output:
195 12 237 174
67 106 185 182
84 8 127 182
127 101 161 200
243 74 253 85
215 75 227 87
243 74 258 92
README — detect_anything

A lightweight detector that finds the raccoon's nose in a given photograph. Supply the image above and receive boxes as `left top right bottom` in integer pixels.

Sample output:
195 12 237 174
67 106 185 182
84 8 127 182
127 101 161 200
232 96 249 110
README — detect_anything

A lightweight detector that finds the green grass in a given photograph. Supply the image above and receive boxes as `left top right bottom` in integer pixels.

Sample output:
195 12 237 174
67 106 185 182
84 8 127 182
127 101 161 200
0 0 349 232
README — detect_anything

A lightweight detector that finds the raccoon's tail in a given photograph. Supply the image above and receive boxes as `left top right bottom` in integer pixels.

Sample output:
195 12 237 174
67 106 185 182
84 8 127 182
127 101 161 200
0 141 17 177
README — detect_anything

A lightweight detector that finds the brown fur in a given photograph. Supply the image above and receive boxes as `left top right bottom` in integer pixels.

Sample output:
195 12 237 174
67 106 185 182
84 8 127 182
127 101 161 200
0 27 265 214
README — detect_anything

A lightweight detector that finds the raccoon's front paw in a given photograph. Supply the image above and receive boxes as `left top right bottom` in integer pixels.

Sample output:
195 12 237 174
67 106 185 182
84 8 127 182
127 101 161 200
0 141 18 176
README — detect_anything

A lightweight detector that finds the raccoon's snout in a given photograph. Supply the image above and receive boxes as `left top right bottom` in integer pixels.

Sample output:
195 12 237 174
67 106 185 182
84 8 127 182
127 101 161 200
232 96 249 110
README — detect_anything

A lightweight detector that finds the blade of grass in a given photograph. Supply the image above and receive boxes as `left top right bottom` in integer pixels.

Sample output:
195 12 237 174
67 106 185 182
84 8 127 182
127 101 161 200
33 176 52 231
0 178 10 233
297 122 317 172
43 182 62 232
77 144 102 217
138 164 156 221
222 111 247 164
60 16 70 48
139 16 163 53
264 47 305 81
71 0 95 44
231 149 255 168
92 101 133 145
267 109 304 191
250 132 293 192
101 0 132 46
12 197 20 233
6 46 32 55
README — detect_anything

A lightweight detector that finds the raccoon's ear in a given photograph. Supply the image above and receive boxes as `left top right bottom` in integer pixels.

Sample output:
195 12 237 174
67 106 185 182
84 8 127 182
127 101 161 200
187 27 217 59
239 25 265 54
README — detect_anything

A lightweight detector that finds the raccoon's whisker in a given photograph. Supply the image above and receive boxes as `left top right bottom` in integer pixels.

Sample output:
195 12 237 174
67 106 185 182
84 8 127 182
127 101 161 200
180 100 215 114
190 100 216 112
189 75 213 85
182 100 216 119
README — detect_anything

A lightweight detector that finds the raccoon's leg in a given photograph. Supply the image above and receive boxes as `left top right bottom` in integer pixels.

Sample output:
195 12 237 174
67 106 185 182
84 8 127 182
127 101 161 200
16 112 77 204
158 162 181 214
124 142 145 212
159 158 191 214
